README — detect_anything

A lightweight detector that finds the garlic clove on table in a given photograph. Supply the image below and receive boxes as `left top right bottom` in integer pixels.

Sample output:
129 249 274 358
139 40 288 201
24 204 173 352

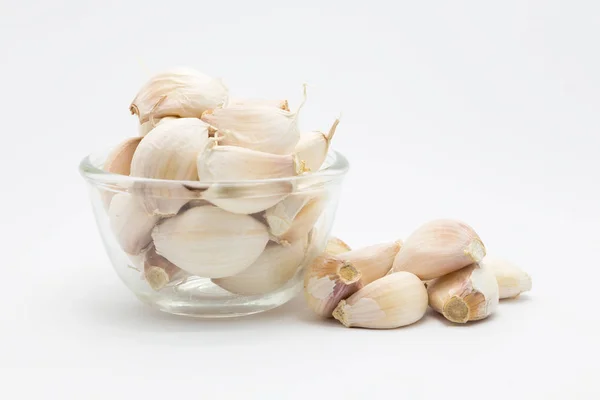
390 219 486 280
427 263 499 323
480 255 532 299
337 240 402 285
332 271 428 329
151 205 269 278
304 255 363 317
130 67 228 124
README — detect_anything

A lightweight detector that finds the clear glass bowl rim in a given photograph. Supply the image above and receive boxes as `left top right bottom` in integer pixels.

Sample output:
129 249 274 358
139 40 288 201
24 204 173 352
79 146 350 192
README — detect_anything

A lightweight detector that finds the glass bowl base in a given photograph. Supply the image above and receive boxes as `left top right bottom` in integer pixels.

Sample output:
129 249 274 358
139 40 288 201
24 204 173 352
134 277 302 318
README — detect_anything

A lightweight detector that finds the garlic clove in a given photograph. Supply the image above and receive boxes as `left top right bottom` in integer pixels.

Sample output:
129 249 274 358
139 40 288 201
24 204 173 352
197 180 293 215
265 194 327 243
338 241 402 285
481 256 532 299
212 235 308 295
294 117 340 172
333 271 428 329
227 98 289 111
130 118 209 216
390 219 486 280
325 237 351 255
130 67 228 124
197 139 306 182
101 137 142 208
304 256 363 317
108 193 159 255
143 244 187 291
427 263 499 323
151 205 269 278
201 86 306 155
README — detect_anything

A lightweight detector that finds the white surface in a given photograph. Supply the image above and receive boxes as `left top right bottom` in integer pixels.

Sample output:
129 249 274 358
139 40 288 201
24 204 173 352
1 0 599 398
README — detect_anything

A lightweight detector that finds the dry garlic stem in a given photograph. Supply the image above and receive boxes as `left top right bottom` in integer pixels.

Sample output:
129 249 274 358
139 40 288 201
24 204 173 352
304 256 363 317
333 271 428 329
108 193 159 255
213 236 308 296
201 86 306 155
391 219 486 280
295 116 340 172
337 241 402 285
325 237 351 255
427 263 499 323
197 139 306 181
143 245 186 291
130 67 228 124
481 256 532 299
151 205 269 278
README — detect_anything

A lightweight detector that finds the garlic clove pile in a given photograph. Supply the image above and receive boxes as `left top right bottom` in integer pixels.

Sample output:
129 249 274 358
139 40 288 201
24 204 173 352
130 118 209 216
143 244 187 291
294 117 340 172
201 87 306 155
265 194 327 243
333 271 428 329
212 235 308 295
325 237 351 255
198 180 293 215
427 263 499 323
151 205 269 278
304 256 363 317
197 139 306 181
108 193 159 255
391 219 486 280
130 67 228 125
481 256 532 299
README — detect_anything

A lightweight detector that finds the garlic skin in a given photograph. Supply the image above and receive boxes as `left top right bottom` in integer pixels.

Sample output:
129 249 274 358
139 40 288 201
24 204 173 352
151 205 269 278
325 237 351 255
101 137 142 208
338 241 402 285
295 117 340 172
138 116 178 137
227 98 289 111
108 193 159 255
201 87 306 155
198 180 293 215
481 256 532 299
130 67 228 124
427 263 499 323
333 271 428 329
212 236 308 295
391 219 486 280
265 194 327 243
304 256 363 317
130 118 209 216
143 245 187 291
197 139 305 182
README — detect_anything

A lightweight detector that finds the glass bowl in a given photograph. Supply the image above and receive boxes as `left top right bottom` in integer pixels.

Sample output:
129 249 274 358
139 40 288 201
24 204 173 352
79 147 349 318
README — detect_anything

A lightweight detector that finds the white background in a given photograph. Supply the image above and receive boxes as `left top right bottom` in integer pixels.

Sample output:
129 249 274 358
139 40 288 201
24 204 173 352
1 0 599 398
